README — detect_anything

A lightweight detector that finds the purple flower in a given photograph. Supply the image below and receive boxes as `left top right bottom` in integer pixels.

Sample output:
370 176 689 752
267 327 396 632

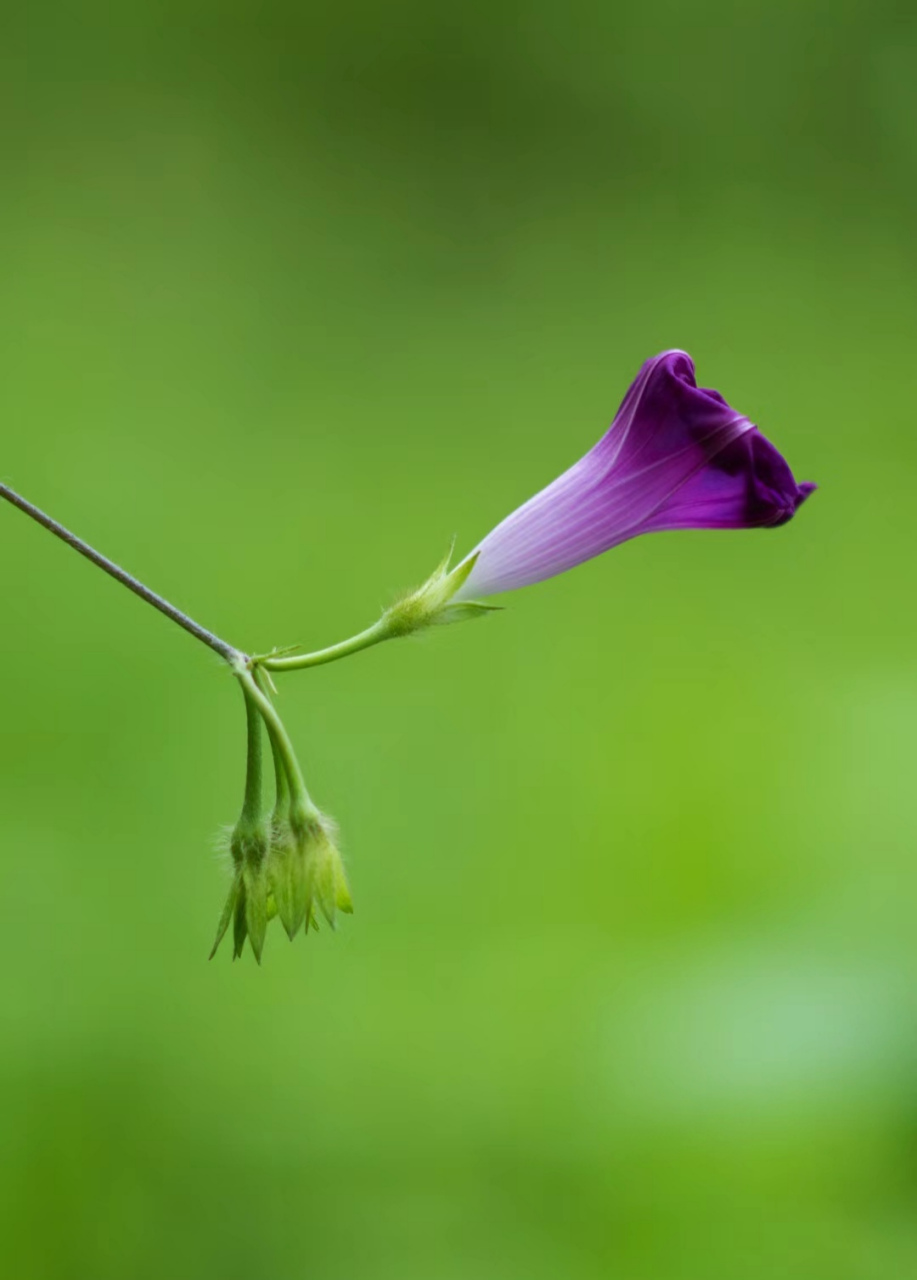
455 350 815 599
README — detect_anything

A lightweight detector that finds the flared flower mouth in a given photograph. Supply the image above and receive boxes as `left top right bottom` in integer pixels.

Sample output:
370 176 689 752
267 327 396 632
454 350 815 599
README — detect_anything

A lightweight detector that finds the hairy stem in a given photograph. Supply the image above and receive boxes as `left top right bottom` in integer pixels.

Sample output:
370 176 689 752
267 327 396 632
0 481 241 663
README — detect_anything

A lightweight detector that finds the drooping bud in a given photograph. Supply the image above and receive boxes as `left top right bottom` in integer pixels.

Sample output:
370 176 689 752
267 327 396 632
235 818 271 962
289 801 353 931
309 818 353 926
268 815 309 940
209 812 271 962
210 679 272 963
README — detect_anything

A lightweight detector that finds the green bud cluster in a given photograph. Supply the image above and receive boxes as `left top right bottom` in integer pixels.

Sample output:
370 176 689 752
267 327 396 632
209 669 352 964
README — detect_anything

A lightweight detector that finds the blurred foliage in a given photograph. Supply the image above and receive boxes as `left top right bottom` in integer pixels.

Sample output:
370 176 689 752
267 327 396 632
2 2 917 1277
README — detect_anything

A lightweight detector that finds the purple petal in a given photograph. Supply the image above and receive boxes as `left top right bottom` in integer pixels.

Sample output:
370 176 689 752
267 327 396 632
455 350 815 599
640 431 816 534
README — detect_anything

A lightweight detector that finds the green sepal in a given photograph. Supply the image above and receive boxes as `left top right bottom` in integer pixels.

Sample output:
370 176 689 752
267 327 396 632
232 882 249 960
315 858 337 927
289 846 311 937
269 830 310 941
312 830 353 927
381 548 484 638
429 538 456 579
243 864 269 964
436 601 503 626
268 836 294 939
209 873 242 960
440 549 478 596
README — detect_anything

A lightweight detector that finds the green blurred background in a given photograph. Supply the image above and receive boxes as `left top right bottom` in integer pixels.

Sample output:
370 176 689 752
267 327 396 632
1 2 916 1276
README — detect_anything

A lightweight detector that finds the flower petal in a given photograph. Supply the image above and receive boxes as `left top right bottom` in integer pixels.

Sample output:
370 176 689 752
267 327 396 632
456 351 813 598
640 429 816 534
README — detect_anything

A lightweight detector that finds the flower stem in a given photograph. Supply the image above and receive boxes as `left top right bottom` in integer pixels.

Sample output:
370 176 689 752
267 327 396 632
252 665 289 814
234 663 316 813
239 681 264 824
257 619 391 672
0 481 242 664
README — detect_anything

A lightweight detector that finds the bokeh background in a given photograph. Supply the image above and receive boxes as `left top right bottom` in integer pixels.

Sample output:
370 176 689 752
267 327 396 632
2 2 916 1276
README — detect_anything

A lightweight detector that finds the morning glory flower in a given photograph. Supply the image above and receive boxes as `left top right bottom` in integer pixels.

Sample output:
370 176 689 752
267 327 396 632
0 339 820 967
453 350 815 599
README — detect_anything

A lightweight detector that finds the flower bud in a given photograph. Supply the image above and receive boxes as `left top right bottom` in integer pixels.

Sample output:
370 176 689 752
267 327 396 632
210 813 271 963
289 803 353 931
268 816 310 940
309 819 353 926
234 816 272 962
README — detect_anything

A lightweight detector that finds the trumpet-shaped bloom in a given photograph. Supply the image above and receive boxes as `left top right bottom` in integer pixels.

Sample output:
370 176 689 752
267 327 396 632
455 350 815 599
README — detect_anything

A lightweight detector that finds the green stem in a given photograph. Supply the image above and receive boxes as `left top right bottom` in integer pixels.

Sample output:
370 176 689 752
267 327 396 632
252 665 289 815
257 618 392 672
239 682 264 825
234 664 316 816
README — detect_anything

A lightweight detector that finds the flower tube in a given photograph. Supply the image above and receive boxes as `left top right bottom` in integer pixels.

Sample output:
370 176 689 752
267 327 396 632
454 350 815 599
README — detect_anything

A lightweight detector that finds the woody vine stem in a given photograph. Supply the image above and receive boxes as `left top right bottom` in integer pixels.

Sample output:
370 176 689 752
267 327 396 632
0 481 243 664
